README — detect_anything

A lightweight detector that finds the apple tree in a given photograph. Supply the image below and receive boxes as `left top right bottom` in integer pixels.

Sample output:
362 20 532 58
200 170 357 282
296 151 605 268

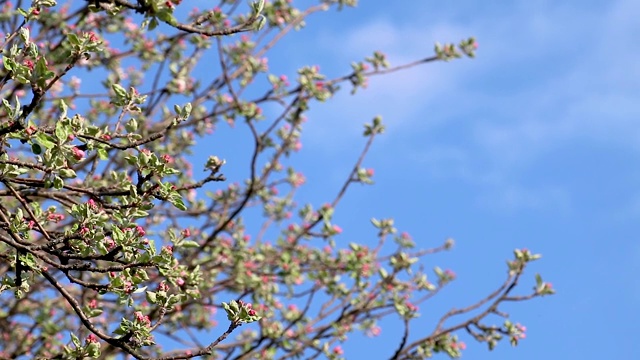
0 0 553 359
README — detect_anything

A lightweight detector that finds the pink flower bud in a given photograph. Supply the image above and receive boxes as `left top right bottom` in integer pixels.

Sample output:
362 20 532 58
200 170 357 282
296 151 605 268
88 299 98 309
71 146 85 160
135 225 146 237
86 334 99 343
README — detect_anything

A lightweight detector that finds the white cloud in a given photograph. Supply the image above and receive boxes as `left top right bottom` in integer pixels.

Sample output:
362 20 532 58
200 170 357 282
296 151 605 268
410 144 573 212
300 0 640 211
305 20 476 145
477 183 571 213
472 0 640 156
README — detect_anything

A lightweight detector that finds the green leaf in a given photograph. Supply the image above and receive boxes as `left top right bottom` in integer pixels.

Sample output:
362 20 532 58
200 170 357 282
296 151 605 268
38 0 58 7
67 33 80 46
55 121 69 142
146 291 157 304
2 98 12 114
97 148 108 160
180 240 200 248
53 176 64 189
2 56 14 71
254 15 267 31
17 7 28 18
252 0 265 14
59 168 77 178
434 266 443 277
222 302 236 321
33 58 48 84
36 132 56 149
19 28 29 44
88 308 103 318
132 209 149 218
157 10 178 26
70 332 81 347
86 342 101 357
148 17 158 30
14 208 23 222
112 84 127 99
125 118 138 132
182 102 192 118
169 194 187 211
13 96 21 117
58 100 68 119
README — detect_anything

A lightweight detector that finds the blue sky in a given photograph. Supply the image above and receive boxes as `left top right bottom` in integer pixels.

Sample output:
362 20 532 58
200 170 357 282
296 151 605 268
66 0 636 357
208 0 640 358
33 0 636 358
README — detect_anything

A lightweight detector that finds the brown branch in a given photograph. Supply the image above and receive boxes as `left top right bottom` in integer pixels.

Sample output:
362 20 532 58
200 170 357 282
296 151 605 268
40 269 145 359
154 321 242 360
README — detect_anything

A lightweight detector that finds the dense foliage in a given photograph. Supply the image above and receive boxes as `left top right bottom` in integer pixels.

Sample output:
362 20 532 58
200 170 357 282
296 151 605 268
0 0 553 359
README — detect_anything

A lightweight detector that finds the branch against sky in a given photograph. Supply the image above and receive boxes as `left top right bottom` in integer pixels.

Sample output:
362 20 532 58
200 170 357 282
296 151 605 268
0 0 551 359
